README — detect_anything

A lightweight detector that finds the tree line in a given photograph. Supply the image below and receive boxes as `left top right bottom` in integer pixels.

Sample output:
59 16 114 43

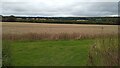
1 15 119 25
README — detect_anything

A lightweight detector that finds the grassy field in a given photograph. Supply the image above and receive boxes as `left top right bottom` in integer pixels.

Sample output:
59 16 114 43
0 40 1 67
2 22 118 66
0 22 2 67
3 39 94 66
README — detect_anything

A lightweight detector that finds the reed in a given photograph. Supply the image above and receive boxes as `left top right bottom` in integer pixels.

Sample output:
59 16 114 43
2 32 116 41
87 34 118 66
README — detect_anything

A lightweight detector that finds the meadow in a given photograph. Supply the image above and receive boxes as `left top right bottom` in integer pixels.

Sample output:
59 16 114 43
3 39 94 66
0 22 2 67
2 22 118 66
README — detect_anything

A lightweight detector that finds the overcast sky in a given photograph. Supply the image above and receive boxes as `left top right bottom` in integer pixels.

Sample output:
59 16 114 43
0 0 119 17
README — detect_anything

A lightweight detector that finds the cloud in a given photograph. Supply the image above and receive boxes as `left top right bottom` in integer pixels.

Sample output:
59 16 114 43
71 2 118 17
1 0 120 2
1 0 119 17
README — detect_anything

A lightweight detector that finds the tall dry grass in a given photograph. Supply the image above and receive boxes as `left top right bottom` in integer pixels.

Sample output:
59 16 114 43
87 34 118 66
2 32 115 41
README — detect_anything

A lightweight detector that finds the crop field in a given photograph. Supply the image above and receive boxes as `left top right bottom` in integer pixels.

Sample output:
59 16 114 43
2 22 118 35
2 22 118 66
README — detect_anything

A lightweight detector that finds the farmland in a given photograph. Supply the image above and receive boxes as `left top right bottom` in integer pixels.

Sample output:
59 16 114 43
2 22 118 66
2 22 118 34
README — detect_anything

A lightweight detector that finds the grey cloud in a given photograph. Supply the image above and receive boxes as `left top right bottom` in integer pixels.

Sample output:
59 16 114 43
1 1 118 17
70 2 118 17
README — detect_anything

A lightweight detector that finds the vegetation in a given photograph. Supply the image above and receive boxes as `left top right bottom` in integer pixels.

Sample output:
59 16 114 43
0 41 1 67
2 22 118 66
2 32 117 41
3 35 118 66
2 41 11 66
87 35 118 66
1 15 118 25
3 39 94 66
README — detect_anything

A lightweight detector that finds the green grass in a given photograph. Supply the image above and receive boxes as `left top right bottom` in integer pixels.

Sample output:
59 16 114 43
3 39 94 66
0 40 2 67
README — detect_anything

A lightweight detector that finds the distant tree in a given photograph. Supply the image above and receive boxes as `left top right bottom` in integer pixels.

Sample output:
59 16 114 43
0 15 2 22
7 15 16 22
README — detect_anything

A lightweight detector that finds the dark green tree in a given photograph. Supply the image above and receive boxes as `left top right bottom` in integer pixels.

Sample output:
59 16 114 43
7 15 16 22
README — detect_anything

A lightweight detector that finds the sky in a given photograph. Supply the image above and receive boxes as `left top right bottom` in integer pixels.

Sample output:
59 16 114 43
0 0 119 17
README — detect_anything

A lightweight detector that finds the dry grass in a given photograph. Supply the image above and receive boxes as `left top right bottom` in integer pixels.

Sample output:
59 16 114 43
2 22 118 40
3 32 117 41
87 35 118 66
2 22 118 35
